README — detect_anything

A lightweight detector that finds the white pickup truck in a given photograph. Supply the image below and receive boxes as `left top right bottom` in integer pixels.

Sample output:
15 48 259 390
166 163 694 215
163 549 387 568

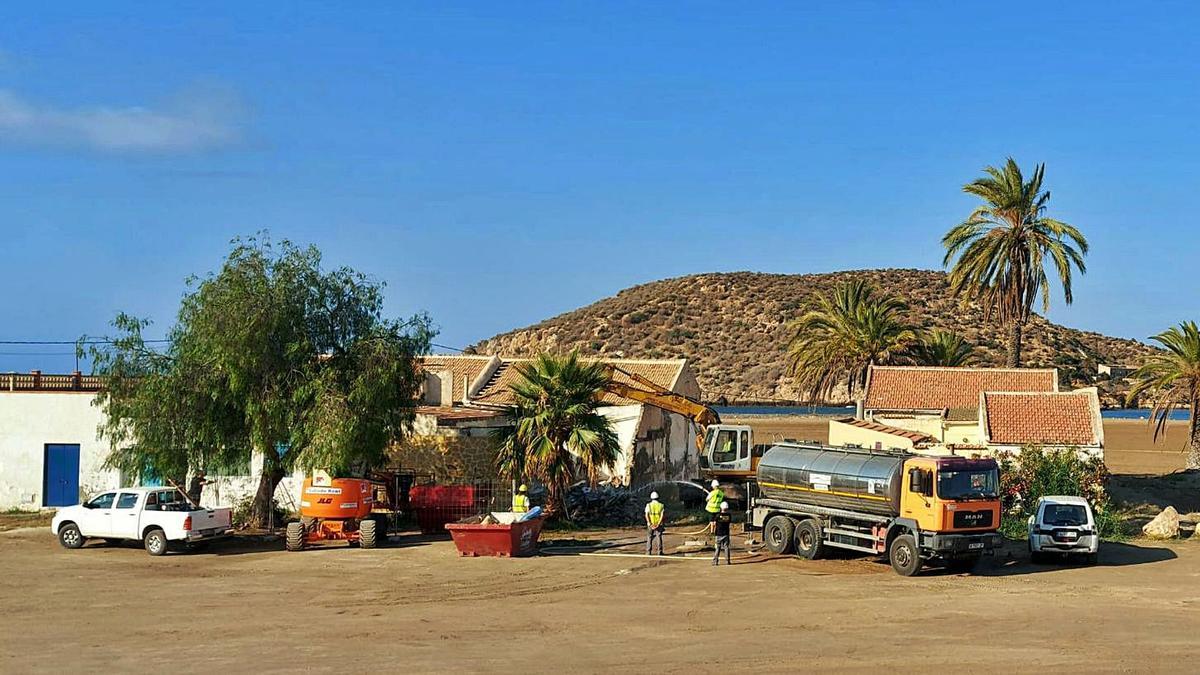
51 486 233 556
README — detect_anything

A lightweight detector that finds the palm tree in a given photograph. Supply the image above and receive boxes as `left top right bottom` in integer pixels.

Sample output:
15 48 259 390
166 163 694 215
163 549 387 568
498 351 621 515
787 279 917 401
943 158 1088 367
910 329 977 367
1126 321 1200 469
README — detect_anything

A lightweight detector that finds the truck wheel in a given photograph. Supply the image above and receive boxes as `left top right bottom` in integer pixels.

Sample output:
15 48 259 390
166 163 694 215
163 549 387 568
763 516 795 554
794 519 824 560
144 528 168 556
359 518 377 549
285 522 305 552
58 523 85 549
889 534 922 576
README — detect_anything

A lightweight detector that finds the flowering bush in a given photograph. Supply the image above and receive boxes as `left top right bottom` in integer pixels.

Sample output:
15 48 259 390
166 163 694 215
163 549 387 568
997 446 1124 539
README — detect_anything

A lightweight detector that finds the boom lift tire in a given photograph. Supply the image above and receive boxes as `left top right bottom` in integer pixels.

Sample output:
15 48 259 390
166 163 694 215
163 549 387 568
359 518 378 549
794 519 824 560
763 516 795 554
889 533 921 576
285 522 305 552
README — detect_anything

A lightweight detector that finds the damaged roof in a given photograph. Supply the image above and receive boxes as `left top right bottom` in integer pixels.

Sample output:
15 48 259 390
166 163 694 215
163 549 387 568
417 355 688 407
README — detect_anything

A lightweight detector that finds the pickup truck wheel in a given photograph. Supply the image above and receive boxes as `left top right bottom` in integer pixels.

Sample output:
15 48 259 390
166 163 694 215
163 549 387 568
889 534 922 576
763 516 794 554
58 523 85 549
285 522 305 552
144 528 168 556
359 518 377 549
794 519 824 560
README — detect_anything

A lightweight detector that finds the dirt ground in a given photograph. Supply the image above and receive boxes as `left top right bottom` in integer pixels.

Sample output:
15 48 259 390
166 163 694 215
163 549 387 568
0 526 1196 674
728 415 1193 475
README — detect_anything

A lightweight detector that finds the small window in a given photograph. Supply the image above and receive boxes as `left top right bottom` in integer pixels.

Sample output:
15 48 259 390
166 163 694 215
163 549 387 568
87 493 117 509
116 493 139 509
739 431 750 460
712 430 738 463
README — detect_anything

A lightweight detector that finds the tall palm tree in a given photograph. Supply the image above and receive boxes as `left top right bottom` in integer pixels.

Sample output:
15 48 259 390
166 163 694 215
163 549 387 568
498 351 621 515
943 158 1088 367
1126 321 1200 469
910 329 977 367
787 279 917 401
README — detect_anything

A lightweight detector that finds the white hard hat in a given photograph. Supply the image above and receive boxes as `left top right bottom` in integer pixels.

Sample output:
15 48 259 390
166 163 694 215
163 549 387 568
710 479 720 488
720 501 730 511
650 491 659 500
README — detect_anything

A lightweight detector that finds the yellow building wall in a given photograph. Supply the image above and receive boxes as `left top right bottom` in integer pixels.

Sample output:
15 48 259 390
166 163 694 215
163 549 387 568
828 420 916 451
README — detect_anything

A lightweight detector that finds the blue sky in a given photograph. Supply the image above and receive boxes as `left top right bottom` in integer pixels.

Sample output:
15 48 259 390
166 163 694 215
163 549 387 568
2 2 1198 371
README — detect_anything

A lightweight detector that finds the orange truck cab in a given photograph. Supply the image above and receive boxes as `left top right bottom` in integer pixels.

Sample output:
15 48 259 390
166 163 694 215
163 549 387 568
897 455 1003 559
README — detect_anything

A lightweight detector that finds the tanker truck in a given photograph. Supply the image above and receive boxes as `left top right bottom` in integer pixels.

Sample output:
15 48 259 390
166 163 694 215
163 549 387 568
750 443 1002 576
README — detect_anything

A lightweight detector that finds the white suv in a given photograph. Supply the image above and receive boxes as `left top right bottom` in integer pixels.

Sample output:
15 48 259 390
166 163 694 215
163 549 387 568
1027 495 1099 565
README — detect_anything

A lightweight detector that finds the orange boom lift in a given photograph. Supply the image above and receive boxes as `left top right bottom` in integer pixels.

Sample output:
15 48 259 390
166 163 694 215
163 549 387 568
285 471 403 551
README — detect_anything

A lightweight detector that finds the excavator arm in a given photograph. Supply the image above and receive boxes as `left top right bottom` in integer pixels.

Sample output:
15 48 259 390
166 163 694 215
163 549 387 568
601 366 721 452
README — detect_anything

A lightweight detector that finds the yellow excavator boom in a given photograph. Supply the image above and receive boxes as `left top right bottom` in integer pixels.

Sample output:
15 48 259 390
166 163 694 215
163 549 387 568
601 366 720 451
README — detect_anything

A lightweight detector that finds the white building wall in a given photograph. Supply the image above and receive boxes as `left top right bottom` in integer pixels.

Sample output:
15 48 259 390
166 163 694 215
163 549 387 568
597 404 643 485
0 392 119 510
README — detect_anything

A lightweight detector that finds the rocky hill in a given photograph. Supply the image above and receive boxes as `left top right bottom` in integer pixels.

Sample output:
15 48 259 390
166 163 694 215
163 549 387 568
472 269 1156 407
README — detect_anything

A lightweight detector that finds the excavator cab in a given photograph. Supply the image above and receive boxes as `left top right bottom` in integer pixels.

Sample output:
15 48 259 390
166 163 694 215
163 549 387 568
700 424 757 479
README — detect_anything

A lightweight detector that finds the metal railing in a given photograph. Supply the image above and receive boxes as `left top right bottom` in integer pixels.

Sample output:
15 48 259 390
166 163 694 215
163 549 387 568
2 371 103 392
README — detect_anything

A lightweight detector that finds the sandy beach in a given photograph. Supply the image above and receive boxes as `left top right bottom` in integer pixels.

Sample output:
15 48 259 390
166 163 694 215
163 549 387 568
725 415 1192 475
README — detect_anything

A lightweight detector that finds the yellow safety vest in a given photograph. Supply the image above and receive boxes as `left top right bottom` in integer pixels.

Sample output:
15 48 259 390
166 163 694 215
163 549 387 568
512 494 530 513
647 501 665 528
705 488 724 513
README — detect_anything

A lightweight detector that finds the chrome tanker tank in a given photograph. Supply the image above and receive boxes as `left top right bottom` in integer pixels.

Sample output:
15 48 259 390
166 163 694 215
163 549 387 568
755 443 906 517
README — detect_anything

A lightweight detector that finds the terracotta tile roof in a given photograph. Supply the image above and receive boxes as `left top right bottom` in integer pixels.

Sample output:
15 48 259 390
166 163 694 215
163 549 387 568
836 417 933 445
983 390 1102 446
418 355 495 402
864 366 1058 419
472 358 687 407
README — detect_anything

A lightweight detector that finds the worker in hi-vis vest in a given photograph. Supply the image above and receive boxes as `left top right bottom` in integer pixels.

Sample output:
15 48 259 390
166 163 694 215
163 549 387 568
512 484 530 513
645 491 666 555
705 479 725 531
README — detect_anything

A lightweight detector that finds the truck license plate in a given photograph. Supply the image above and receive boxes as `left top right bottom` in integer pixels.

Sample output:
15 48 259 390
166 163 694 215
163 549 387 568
968 542 984 550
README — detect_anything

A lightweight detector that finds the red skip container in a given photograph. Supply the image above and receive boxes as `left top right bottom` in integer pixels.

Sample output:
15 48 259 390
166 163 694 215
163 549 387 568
445 517 545 557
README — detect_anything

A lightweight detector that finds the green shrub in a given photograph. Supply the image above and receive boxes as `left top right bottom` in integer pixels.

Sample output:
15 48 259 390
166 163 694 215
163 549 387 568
231 494 288 529
998 446 1126 540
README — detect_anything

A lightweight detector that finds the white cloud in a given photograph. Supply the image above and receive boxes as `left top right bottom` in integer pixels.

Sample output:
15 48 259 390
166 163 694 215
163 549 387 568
0 85 245 153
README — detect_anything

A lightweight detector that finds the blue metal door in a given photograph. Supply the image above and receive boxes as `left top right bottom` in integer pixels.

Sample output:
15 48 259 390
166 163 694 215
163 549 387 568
43 444 80 507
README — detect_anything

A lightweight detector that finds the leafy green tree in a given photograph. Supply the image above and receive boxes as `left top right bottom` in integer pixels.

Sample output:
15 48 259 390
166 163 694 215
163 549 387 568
87 235 433 526
943 158 1088 367
786 280 916 401
910 329 977 367
497 352 620 516
1126 321 1200 469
